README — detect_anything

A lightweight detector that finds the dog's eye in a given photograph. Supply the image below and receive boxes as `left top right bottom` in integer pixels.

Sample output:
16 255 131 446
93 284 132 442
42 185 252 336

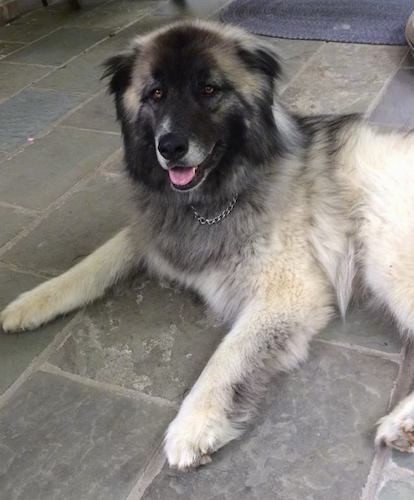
151 88 164 102
201 85 216 97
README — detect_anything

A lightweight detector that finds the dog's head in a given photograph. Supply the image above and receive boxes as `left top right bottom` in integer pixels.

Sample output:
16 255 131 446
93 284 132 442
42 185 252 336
103 21 292 200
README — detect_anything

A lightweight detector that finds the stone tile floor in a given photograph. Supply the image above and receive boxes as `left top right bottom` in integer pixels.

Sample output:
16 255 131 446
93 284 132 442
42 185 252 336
0 1 413 499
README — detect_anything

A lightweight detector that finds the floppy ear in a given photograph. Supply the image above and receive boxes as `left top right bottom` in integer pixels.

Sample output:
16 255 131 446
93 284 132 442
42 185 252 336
101 51 137 95
237 40 282 82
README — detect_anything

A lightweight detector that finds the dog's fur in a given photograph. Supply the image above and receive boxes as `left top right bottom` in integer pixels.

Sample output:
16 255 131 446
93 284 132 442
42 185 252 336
2 20 414 469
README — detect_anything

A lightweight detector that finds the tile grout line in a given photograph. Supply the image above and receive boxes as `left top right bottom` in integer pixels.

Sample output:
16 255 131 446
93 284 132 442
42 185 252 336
1 54 99 114
96 146 123 170
207 0 236 19
0 260 53 279
0 25 64 59
361 448 391 500
0 59 55 67
126 441 167 500
1 25 109 64
28 86 86 96
377 459 414 489
279 42 327 96
361 341 414 499
0 41 25 58
58 124 120 136
45 89 114 130
387 341 414 410
313 337 401 362
277 43 325 94
0 200 41 216
40 362 178 409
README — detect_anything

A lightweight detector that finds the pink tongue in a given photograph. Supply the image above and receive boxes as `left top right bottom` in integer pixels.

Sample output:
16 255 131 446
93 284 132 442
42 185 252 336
168 167 196 186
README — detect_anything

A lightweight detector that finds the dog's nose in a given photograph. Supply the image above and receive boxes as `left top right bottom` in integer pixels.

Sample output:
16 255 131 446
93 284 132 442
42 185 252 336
158 133 188 162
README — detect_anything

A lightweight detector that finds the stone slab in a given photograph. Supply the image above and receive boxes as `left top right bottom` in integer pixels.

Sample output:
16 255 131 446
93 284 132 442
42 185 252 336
0 88 86 152
261 37 323 91
378 480 414 500
402 51 414 68
0 205 34 247
0 41 24 58
4 27 109 66
0 22 59 43
62 90 118 132
392 449 414 471
369 68 414 129
282 43 407 115
34 45 113 94
0 62 51 100
2 173 131 274
0 127 120 209
0 370 174 500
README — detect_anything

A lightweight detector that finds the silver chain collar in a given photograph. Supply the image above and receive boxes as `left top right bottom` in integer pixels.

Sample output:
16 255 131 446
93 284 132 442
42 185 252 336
190 194 238 226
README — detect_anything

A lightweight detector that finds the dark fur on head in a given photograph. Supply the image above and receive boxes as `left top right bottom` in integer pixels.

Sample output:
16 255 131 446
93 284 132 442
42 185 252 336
102 21 302 210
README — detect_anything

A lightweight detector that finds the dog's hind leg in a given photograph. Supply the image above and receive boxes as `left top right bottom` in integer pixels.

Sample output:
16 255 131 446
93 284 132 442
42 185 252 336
1 227 137 333
164 267 333 470
367 251 414 451
376 392 414 452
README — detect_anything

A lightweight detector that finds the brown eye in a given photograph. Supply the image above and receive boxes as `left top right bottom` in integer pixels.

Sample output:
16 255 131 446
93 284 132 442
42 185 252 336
201 85 215 96
151 88 163 101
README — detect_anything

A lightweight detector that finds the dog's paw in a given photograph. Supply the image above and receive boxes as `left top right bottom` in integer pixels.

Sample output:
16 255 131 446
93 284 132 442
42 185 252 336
376 396 414 452
164 404 240 470
1 288 54 333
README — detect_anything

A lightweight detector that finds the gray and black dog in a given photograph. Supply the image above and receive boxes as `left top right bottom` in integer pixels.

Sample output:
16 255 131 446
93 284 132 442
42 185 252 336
2 20 414 469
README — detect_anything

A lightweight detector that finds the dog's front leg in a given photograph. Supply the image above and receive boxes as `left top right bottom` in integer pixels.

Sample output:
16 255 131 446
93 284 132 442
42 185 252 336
1 226 139 332
165 290 333 470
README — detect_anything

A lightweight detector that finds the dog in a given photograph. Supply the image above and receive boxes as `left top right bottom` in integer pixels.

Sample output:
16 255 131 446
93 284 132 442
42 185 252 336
1 20 414 470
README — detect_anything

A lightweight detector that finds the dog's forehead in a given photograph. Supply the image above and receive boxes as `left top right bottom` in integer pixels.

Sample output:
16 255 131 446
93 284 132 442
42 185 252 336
123 22 269 108
145 26 230 82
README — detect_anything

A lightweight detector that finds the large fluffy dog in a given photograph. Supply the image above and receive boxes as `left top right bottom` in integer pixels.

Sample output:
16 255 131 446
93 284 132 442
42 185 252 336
2 20 414 470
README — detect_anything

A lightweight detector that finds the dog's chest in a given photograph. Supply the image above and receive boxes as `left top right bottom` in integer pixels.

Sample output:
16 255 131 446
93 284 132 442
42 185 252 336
146 249 251 322
145 221 257 321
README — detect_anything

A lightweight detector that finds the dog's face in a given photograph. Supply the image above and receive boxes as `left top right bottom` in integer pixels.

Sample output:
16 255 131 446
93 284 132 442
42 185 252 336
104 21 285 198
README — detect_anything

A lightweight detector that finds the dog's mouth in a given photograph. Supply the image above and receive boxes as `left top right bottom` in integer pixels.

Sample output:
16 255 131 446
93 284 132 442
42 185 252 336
168 166 201 190
167 142 224 192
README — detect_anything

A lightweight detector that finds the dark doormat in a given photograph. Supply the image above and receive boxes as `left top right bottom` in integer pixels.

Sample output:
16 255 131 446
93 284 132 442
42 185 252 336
220 0 413 45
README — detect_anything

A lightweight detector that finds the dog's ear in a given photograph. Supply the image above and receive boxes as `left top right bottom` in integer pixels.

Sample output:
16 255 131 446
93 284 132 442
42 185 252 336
237 40 282 82
101 50 137 95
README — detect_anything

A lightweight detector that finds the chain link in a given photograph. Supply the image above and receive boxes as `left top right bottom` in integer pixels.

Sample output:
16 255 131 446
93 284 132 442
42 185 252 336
191 195 238 226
